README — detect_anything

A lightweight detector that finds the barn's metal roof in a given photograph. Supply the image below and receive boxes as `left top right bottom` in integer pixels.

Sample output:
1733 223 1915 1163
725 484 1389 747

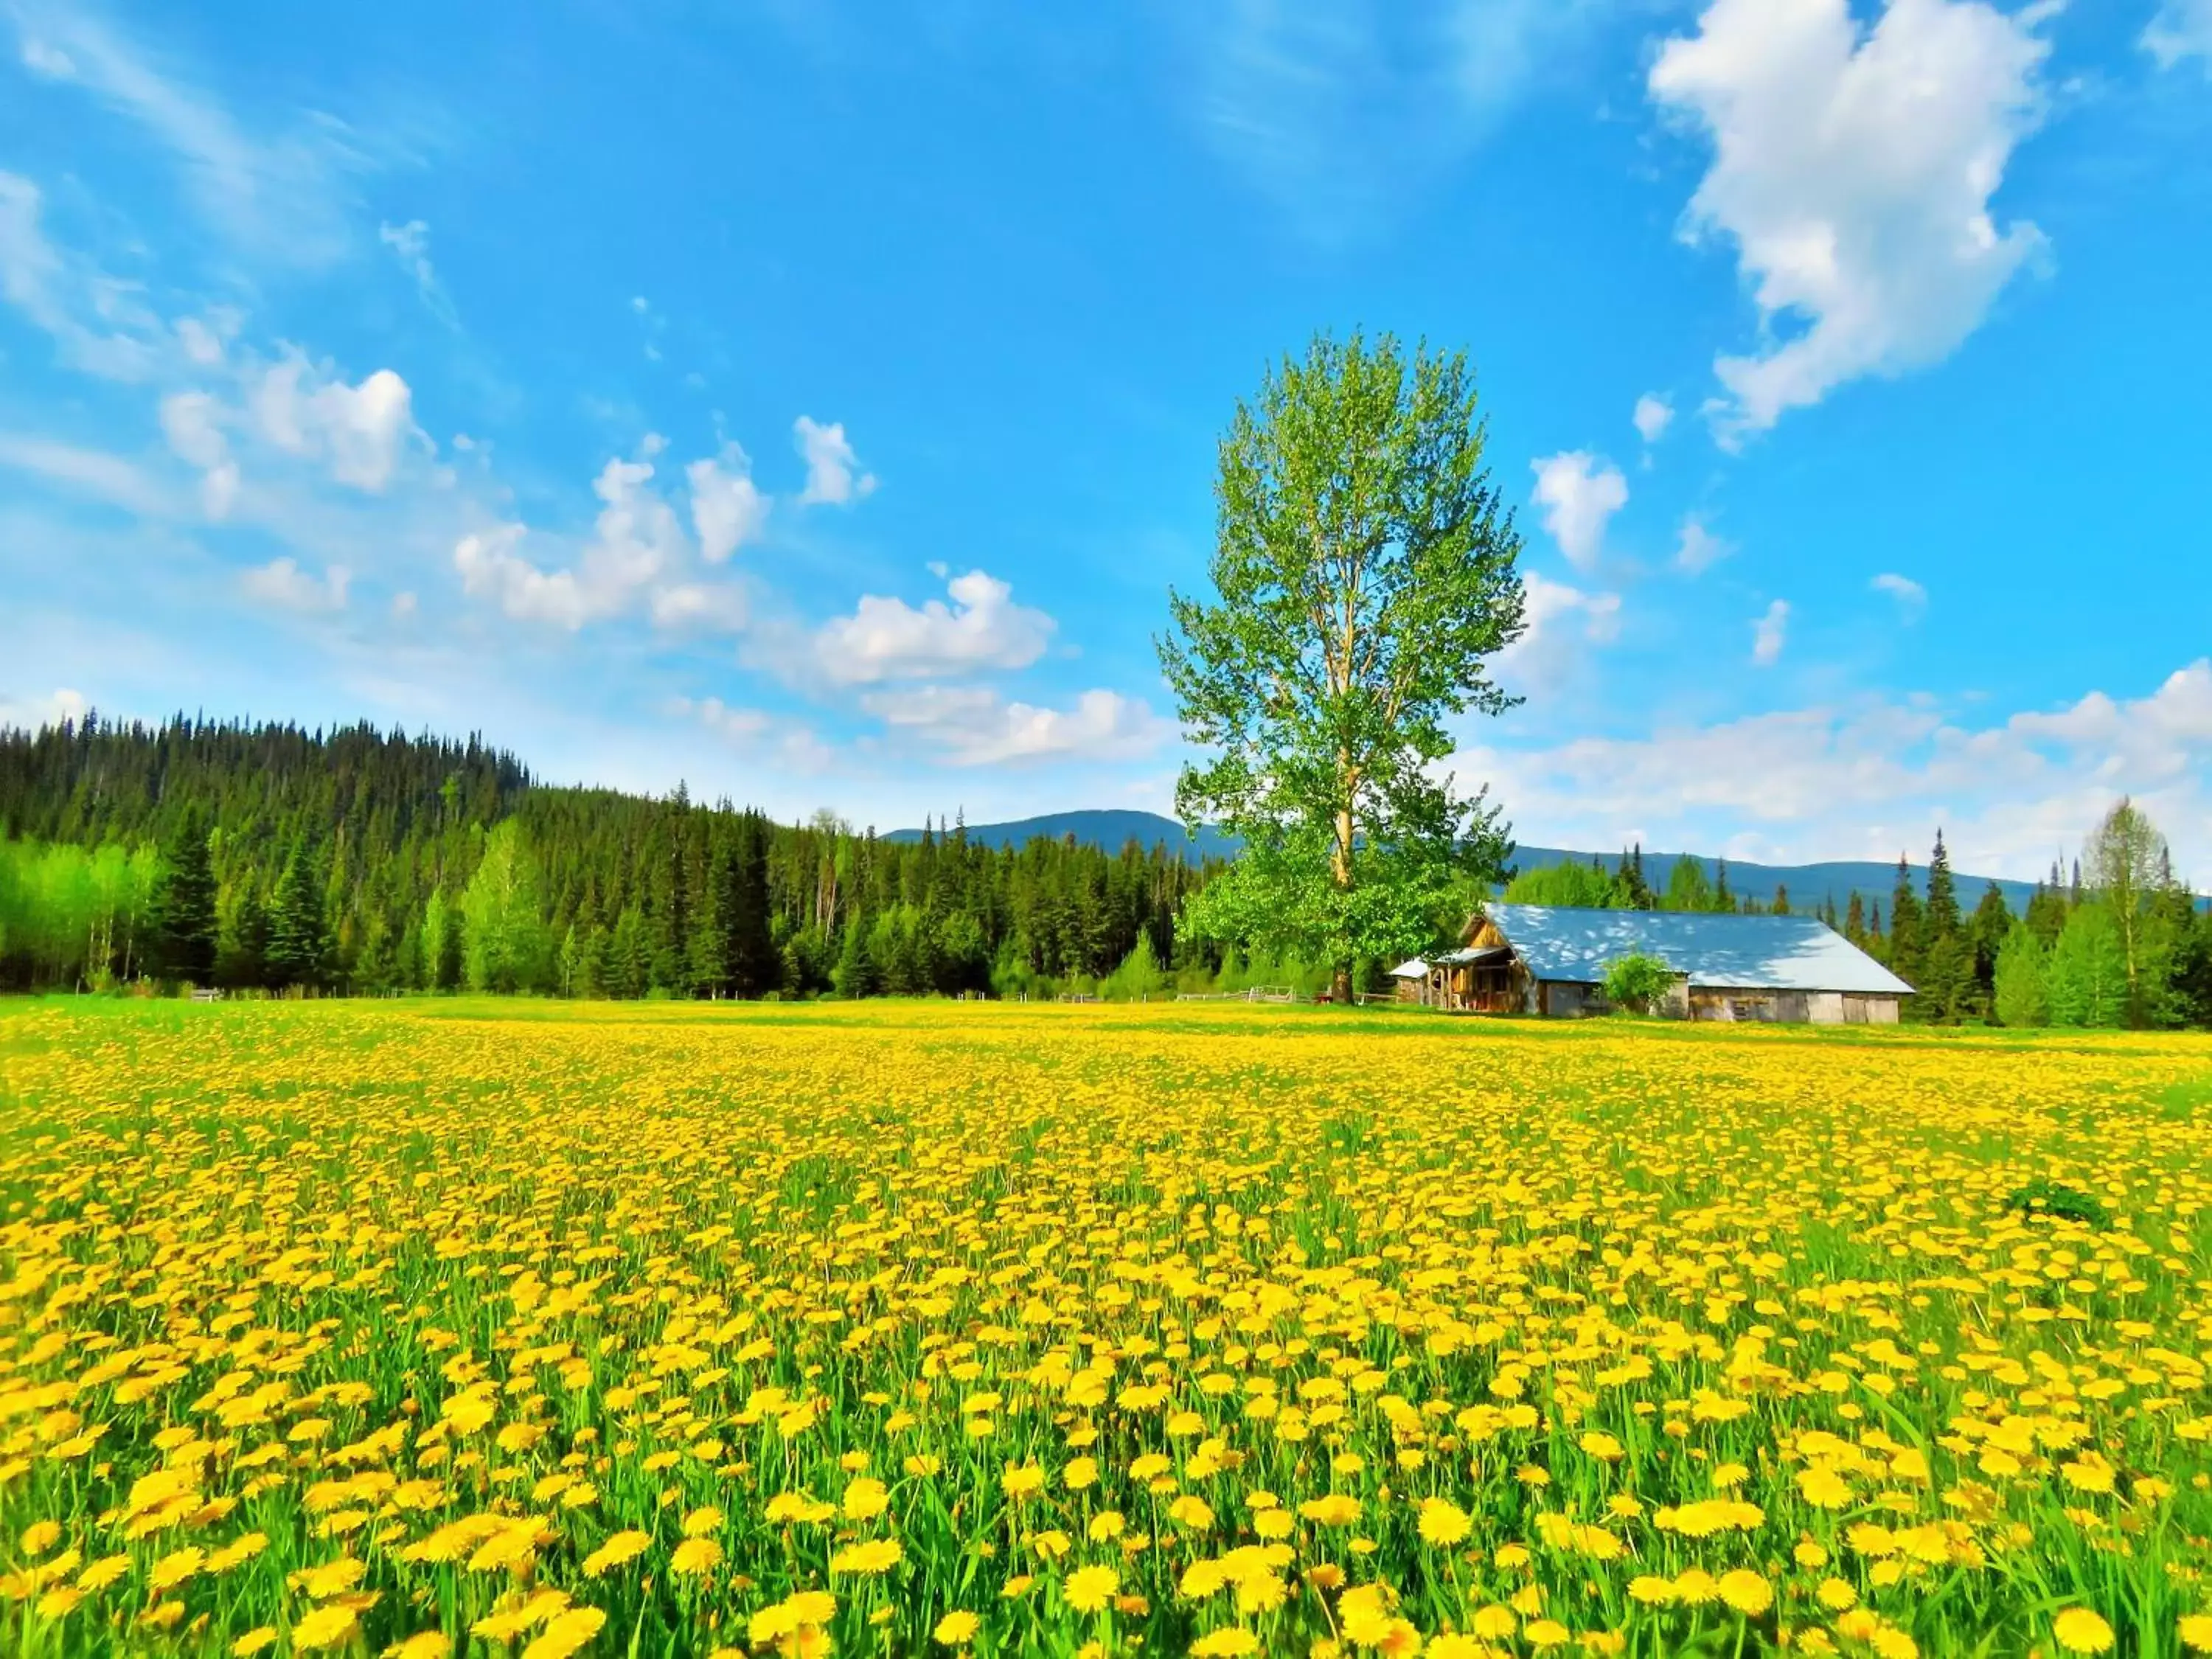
1483 903 1913 995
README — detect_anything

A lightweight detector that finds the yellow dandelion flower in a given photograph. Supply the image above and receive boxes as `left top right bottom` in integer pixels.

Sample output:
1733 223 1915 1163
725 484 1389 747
1065 1564 1119 1615
2053 1609 2115 1655
1190 1631 1259 1658
934 1610 980 1646
583 1531 651 1576
522 1607 608 1659
293 1603 361 1652
1418 1498 1472 1547
1718 1570 1773 1616
669 1536 723 1576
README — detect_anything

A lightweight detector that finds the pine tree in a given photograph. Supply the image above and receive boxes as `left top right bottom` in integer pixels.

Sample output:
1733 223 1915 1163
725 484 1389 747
1916 832 1976 1024
220 884 270 990
265 842 331 990
151 806 220 984
1844 892 1865 944
1771 883 1790 917
1712 859 1733 914
1888 856 1924 994
1969 883 2012 1004
731 813 777 997
695 838 737 998
835 917 880 998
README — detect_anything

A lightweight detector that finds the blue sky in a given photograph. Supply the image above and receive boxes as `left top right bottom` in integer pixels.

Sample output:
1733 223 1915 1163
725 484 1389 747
4 0 2210 880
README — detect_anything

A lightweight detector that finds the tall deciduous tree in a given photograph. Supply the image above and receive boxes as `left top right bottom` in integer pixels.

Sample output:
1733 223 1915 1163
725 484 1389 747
2084 797 2168 1024
1158 331 1526 1002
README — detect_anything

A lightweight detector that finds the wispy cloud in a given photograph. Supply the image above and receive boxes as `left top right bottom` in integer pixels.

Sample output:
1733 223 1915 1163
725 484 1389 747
1871 571 1927 620
1530 451 1627 571
378 219 456 325
860 684 1175 767
7 1 370 265
1180 0 1613 240
1751 598 1790 667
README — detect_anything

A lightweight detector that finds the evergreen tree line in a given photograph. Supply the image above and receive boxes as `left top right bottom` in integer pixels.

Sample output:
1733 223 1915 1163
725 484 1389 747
1500 811 2211 1029
0 715 1220 1000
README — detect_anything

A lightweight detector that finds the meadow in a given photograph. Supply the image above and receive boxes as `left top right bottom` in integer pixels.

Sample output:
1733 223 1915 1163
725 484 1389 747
1 998 2208 1659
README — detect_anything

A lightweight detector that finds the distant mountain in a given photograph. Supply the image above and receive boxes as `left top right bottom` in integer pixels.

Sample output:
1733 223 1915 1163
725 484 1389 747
886 810 1241 863
887 809 2043 913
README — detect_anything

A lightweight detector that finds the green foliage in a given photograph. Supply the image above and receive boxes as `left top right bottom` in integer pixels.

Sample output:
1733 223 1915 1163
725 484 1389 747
1662 856 1715 913
1992 921 2051 1028
2048 902 2127 1029
151 807 219 984
2006 1178 2111 1230
1601 953 1674 1015
1506 861 1624 908
0 717 1214 1000
265 842 332 990
462 821 549 993
1102 932 1169 1001
1159 330 1526 996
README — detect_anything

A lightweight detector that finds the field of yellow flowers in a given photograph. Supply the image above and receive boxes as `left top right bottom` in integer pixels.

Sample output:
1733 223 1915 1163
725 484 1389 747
1 998 2209 1659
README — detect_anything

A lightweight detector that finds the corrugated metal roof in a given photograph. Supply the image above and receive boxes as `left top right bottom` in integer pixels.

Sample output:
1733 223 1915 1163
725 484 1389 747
1388 959 1429 978
1484 903 1913 995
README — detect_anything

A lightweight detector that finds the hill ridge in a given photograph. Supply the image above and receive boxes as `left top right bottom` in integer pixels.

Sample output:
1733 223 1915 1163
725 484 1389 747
886 808 2045 913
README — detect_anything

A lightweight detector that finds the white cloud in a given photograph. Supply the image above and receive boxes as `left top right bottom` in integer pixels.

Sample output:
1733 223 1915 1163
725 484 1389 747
1871 571 1927 619
579 453 686 596
241 556 349 613
448 452 698 630
0 431 172 515
793 415 876 507
1181 0 1610 241
156 389 241 518
7 5 361 264
252 355 417 490
391 590 417 620
649 582 750 634
174 315 226 366
18 35 72 77
453 526 591 630
1529 451 1628 571
862 686 1176 767
1750 598 1790 666
669 695 833 773
686 446 771 562
1498 571 1622 694
1649 0 2052 434
2145 0 2212 69
1632 394 1674 444
1674 516 1732 574
378 220 454 323
0 686 88 733
1455 660 2212 877
808 568 1055 686
0 170 161 380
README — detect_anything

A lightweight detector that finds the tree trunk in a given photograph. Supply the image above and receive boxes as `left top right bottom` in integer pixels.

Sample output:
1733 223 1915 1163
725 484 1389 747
1332 963 1354 1006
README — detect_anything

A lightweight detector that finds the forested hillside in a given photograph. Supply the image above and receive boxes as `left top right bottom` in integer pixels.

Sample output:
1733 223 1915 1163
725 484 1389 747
0 714 1216 998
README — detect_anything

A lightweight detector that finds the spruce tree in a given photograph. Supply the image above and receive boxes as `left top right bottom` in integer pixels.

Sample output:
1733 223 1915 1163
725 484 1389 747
265 843 331 990
1888 856 1924 992
731 813 777 997
1915 831 1975 1023
151 807 220 984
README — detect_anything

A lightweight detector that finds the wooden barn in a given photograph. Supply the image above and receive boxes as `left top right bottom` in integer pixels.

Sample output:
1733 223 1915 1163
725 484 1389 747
1388 902 1912 1023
